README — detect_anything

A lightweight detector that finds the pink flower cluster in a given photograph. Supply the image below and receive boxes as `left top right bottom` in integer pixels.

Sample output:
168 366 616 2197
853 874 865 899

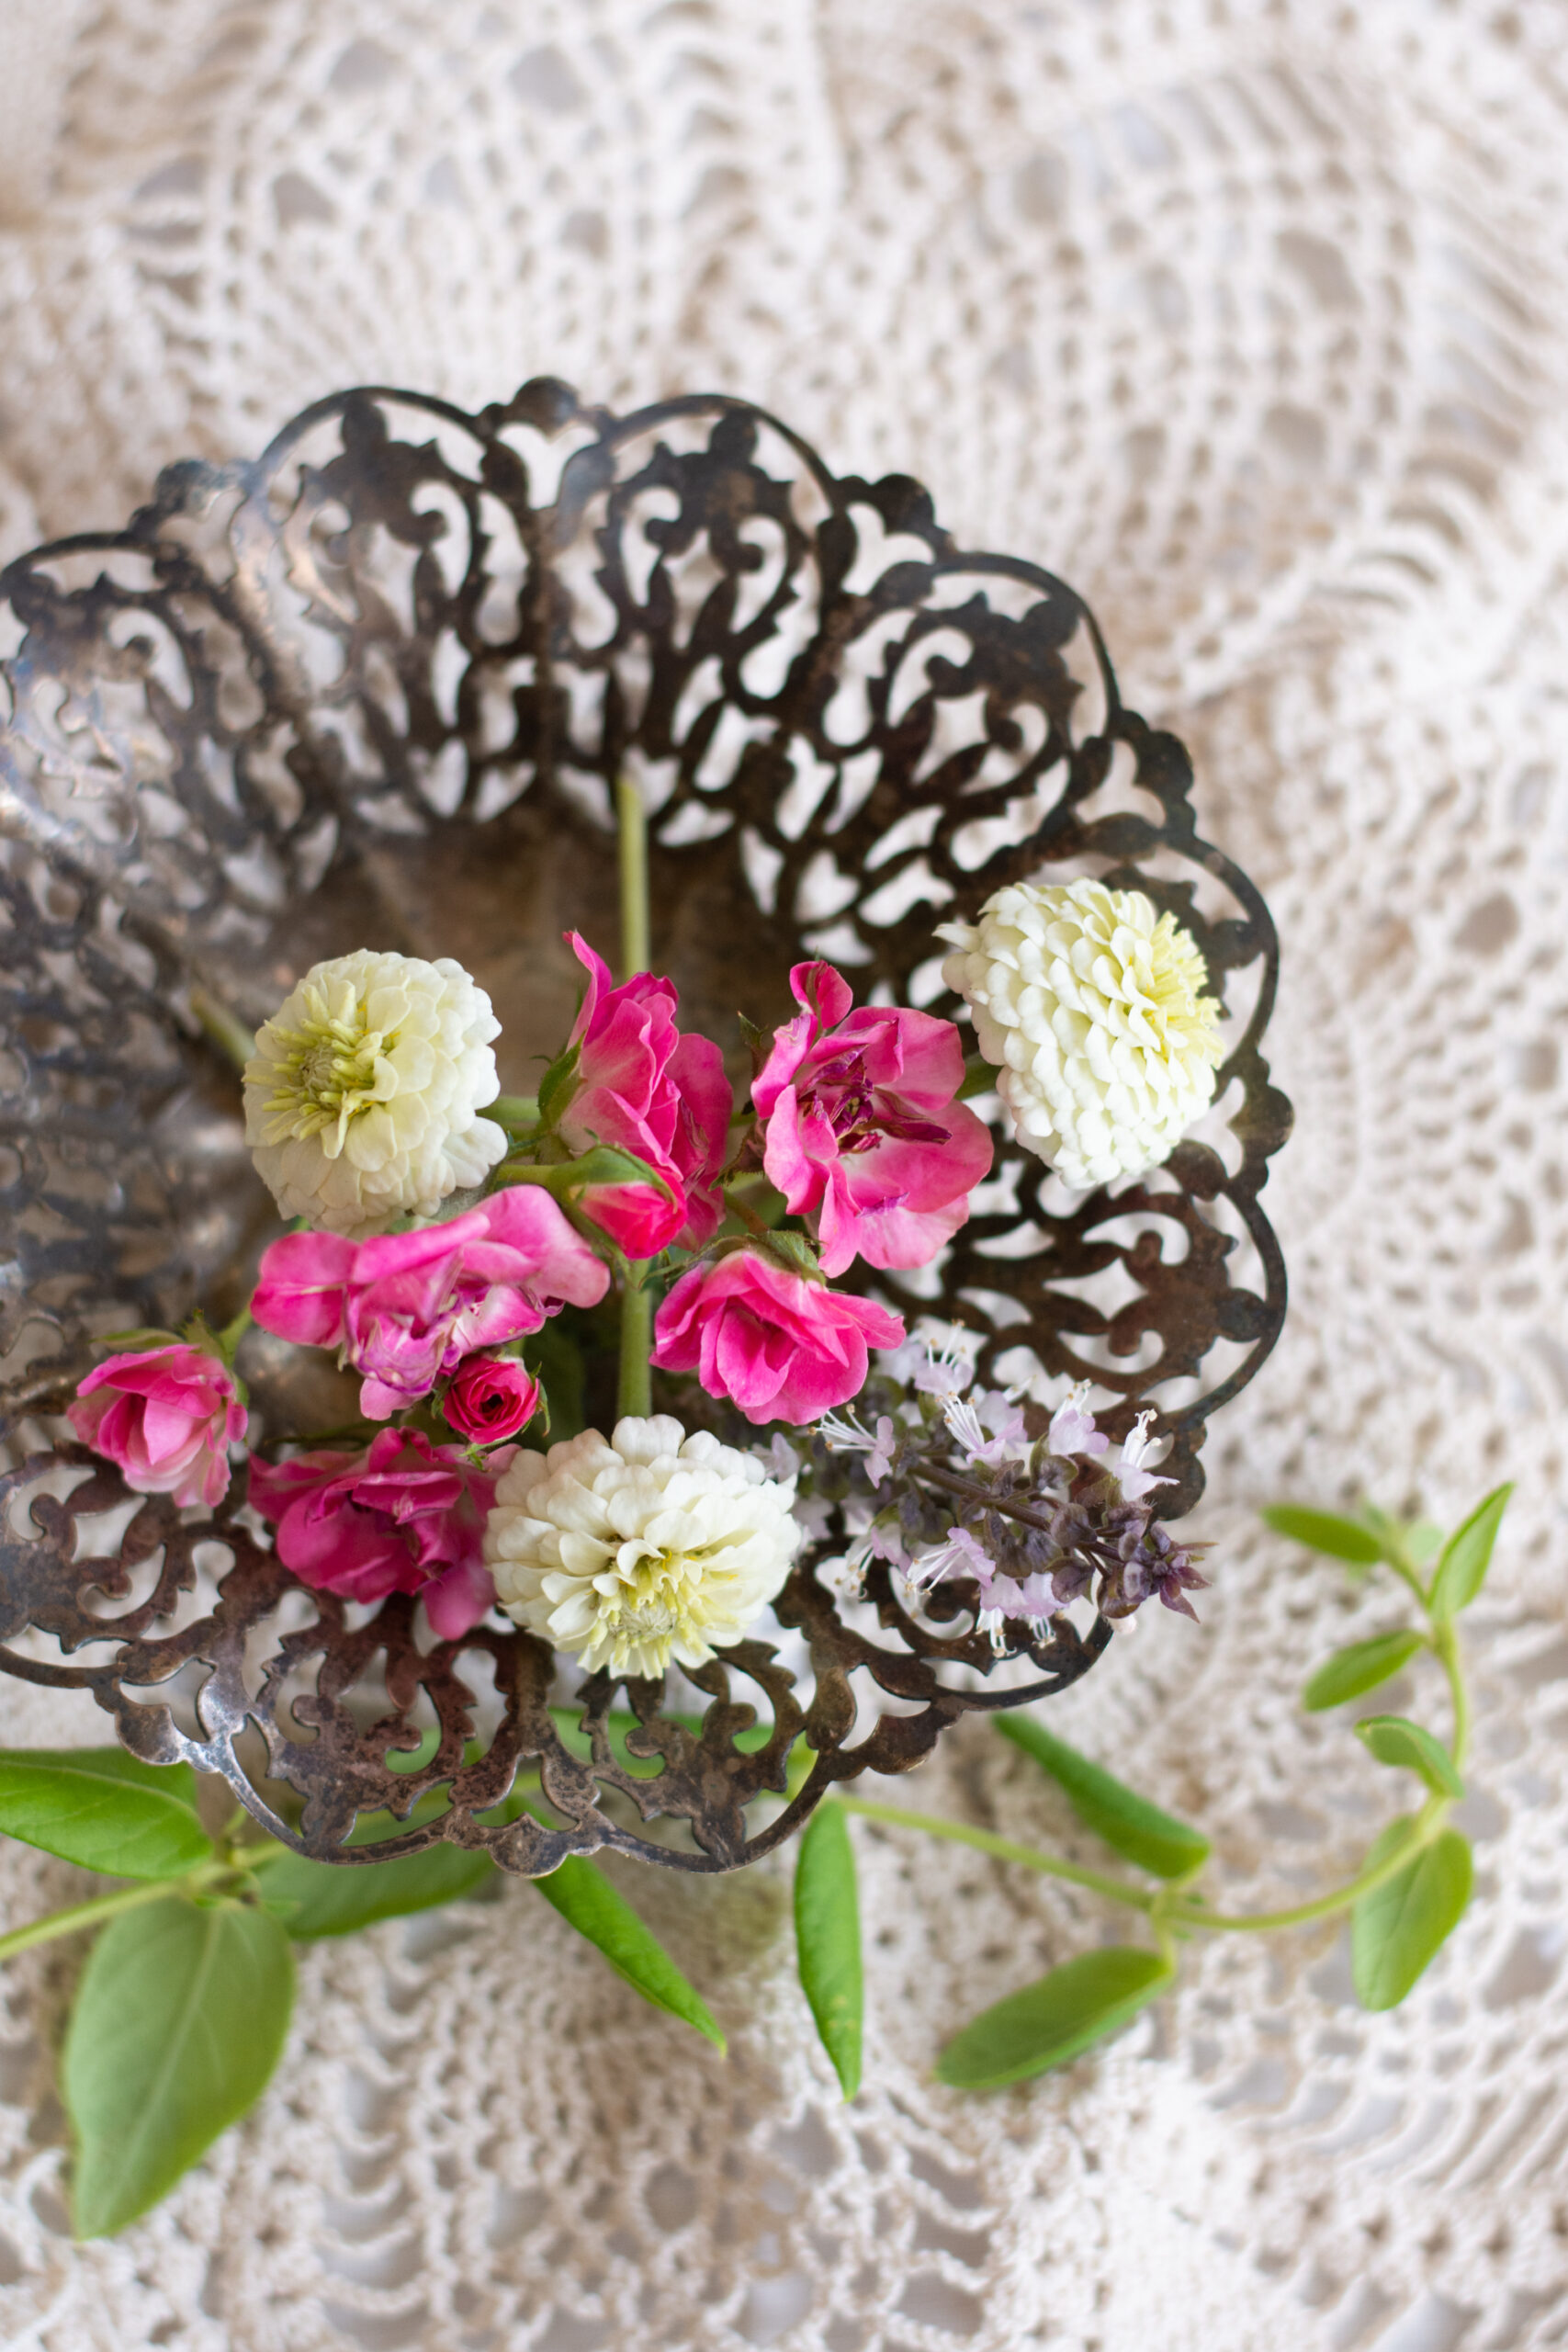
555 933 732 1256
249 1428 507 1637
752 962 992 1278
66 934 1003 1626
251 1186 606 1419
67 1344 247 1510
649 960 991 1422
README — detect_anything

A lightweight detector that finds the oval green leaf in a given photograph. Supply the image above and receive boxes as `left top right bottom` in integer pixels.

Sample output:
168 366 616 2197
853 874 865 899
997 1716 1210 1880
794 1803 863 2099
1351 1825 1472 2011
257 1841 494 1937
1428 1484 1514 1620
1302 1629 1425 1713
0 1750 209 1880
1354 1715 1464 1798
1261 1506 1383 1566
64 1895 295 2237
936 1946 1173 2089
533 1857 724 2051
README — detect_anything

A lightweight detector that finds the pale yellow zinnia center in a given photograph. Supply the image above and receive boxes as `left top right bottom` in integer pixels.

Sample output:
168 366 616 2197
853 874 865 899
259 989 395 1148
591 1541 729 1673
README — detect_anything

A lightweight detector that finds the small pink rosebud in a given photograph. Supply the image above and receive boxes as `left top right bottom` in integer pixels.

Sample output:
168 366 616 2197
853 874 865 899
67 1344 248 1510
444 1352 542 1445
651 1247 906 1425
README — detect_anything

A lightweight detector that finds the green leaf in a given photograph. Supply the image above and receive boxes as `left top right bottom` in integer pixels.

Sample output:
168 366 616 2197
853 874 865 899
0 1750 209 1880
955 1055 997 1101
524 1319 586 1442
1261 1506 1383 1566
793 1804 863 2099
935 1947 1173 2089
1428 1483 1514 1620
1355 1715 1464 1798
532 1857 724 2050
256 1841 494 1938
1302 1629 1426 1712
1404 1520 1443 1566
997 1717 1210 1880
1352 1824 1472 2011
63 1896 294 2236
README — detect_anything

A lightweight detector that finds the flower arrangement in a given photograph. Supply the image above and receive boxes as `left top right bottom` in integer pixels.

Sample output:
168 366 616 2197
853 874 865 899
0 786 1510 2238
0 382 1484 2253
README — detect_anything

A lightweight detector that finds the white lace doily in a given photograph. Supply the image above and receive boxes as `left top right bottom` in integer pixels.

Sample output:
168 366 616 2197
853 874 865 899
3 4 1567 2346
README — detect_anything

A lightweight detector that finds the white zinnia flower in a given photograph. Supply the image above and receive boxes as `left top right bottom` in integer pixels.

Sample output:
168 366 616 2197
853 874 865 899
937 877 1224 1189
243 948 507 1236
483 1415 802 1680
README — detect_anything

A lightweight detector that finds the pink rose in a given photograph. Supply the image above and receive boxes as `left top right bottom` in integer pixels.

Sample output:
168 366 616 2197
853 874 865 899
753 962 993 1279
248 1427 508 1638
557 933 732 1257
67 1344 248 1510
252 1187 609 1419
651 1248 906 1425
444 1352 541 1445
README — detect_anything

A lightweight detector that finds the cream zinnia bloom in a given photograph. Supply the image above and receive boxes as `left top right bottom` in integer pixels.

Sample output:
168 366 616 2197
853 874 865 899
938 878 1224 1188
243 949 506 1236
484 1416 801 1679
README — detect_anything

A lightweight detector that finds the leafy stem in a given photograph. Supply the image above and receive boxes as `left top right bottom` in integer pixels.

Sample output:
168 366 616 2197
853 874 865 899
0 1860 243 1963
832 1793 1157 1911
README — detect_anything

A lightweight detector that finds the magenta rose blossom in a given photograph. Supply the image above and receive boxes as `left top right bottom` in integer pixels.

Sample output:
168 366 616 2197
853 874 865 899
444 1352 541 1445
557 933 732 1258
252 1186 609 1419
67 1344 248 1509
248 1428 508 1638
652 1248 906 1425
753 962 994 1279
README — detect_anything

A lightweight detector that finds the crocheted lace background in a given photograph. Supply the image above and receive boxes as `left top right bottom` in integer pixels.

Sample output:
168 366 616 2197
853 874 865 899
1 4 1566 2347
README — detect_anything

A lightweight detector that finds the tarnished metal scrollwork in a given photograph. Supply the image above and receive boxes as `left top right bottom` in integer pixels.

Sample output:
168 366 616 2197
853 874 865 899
0 380 1290 1871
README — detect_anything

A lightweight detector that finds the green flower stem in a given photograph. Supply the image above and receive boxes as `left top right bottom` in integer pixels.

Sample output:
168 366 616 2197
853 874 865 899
721 1181 773 1240
0 1860 236 1963
217 1303 253 1361
491 1094 540 1132
187 984 256 1073
831 1794 1156 1912
618 1277 653 1421
617 773 650 983
1168 1796 1448 1934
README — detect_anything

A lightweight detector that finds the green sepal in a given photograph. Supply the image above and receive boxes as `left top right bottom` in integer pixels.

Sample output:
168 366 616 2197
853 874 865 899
64 1895 294 2237
91 1329 183 1353
1261 1505 1383 1567
935 1947 1173 2088
536 1039 581 1126
756 1227 823 1283
0 1749 209 1879
997 1716 1210 1880
1355 1715 1464 1798
1428 1483 1514 1620
1302 1629 1426 1712
793 1803 863 2099
496 1141 676 1205
1351 1822 1472 2010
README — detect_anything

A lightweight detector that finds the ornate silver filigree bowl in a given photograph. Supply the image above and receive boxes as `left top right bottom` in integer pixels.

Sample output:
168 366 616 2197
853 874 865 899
0 382 1291 1873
